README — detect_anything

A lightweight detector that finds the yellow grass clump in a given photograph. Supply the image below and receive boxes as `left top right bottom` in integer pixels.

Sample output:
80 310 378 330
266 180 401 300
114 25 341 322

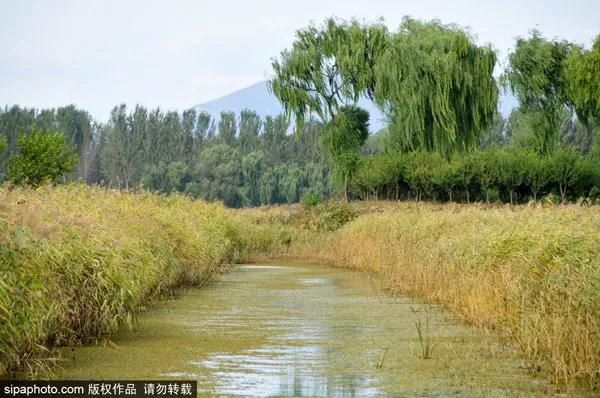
275 202 600 388
0 184 276 378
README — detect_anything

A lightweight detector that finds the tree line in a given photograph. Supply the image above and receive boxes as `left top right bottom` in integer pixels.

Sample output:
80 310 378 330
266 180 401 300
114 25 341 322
1 16 598 206
270 17 600 204
0 105 333 207
350 147 599 204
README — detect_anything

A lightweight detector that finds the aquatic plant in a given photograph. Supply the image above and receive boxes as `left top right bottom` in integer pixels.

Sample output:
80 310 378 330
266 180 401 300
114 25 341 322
412 307 436 360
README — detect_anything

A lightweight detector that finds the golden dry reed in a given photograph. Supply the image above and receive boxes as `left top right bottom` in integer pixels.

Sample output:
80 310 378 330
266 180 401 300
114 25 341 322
273 202 600 389
0 184 276 378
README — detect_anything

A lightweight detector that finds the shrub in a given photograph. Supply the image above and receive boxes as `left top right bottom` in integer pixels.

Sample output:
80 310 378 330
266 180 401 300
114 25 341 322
301 190 323 208
548 147 584 203
7 128 78 187
303 200 358 232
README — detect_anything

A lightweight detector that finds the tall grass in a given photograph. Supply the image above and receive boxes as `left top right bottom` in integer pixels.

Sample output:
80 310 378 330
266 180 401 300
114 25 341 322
272 201 600 388
0 184 274 378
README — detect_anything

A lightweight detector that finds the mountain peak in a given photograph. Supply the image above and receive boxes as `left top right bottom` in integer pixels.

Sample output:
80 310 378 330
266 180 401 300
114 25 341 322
194 81 386 132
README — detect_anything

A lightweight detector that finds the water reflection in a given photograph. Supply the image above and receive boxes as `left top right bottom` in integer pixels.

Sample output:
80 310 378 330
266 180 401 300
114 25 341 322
56 263 555 397
193 345 378 396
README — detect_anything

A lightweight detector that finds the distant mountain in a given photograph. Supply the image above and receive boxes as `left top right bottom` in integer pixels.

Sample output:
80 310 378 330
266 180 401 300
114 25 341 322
194 81 386 132
194 81 517 133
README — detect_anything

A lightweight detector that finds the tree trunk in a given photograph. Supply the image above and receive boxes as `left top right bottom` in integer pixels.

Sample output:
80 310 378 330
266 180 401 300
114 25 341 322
343 173 348 202
448 190 453 202
466 189 470 204
509 190 514 205
560 183 566 203
486 190 490 204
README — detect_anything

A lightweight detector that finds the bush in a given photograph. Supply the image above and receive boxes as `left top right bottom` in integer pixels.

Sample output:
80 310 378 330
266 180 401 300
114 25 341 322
7 128 78 187
548 147 584 203
301 190 323 208
303 200 358 232
348 146 600 205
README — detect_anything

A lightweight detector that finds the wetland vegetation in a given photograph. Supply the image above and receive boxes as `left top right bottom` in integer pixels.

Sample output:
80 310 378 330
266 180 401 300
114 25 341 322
0 10 599 397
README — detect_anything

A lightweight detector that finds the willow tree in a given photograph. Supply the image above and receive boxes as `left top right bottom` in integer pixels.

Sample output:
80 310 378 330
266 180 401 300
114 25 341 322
565 35 600 128
269 18 387 130
322 106 370 200
374 17 498 157
503 30 576 154
269 18 387 199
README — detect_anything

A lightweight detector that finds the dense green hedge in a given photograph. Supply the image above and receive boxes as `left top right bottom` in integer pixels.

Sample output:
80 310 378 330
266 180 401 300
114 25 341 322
350 147 600 204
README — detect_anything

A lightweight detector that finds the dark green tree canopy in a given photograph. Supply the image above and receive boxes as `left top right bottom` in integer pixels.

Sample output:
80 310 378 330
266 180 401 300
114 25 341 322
322 105 370 199
375 17 498 156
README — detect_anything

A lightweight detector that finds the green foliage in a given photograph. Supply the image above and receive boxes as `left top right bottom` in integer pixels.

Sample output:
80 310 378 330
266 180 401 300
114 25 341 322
322 105 370 199
375 17 498 156
218 111 237 146
406 151 444 201
493 149 526 204
0 105 94 182
480 110 509 148
2 23 598 209
548 147 584 203
0 135 7 157
140 161 191 194
453 153 479 203
503 30 577 153
523 151 551 201
0 135 6 181
240 151 264 207
348 146 599 205
303 200 358 232
432 159 459 201
301 190 323 208
269 18 387 129
350 152 406 200
7 128 78 187
189 144 243 207
565 35 600 128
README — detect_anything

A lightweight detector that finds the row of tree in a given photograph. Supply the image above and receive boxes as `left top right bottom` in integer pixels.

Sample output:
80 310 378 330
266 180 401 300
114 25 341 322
1 17 598 207
0 105 93 182
0 105 334 207
270 17 600 202
350 147 599 204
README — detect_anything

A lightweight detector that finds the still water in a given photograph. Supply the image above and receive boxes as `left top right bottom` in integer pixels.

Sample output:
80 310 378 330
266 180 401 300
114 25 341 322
55 263 554 396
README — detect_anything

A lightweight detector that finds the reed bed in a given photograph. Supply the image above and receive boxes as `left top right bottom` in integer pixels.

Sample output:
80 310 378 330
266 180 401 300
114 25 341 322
273 202 600 388
0 184 274 378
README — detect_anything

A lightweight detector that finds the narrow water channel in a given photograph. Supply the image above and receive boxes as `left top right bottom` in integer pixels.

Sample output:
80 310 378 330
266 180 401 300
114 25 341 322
55 263 553 396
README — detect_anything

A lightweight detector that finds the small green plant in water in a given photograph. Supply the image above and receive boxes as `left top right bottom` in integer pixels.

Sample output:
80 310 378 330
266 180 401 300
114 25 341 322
412 307 436 360
375 347 389 369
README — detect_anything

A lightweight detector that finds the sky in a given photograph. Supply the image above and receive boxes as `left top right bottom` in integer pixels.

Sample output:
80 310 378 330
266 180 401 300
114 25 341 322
0 0 598 121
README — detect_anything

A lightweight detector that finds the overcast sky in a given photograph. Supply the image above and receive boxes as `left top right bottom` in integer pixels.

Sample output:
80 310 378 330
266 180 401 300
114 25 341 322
1 0 598 121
